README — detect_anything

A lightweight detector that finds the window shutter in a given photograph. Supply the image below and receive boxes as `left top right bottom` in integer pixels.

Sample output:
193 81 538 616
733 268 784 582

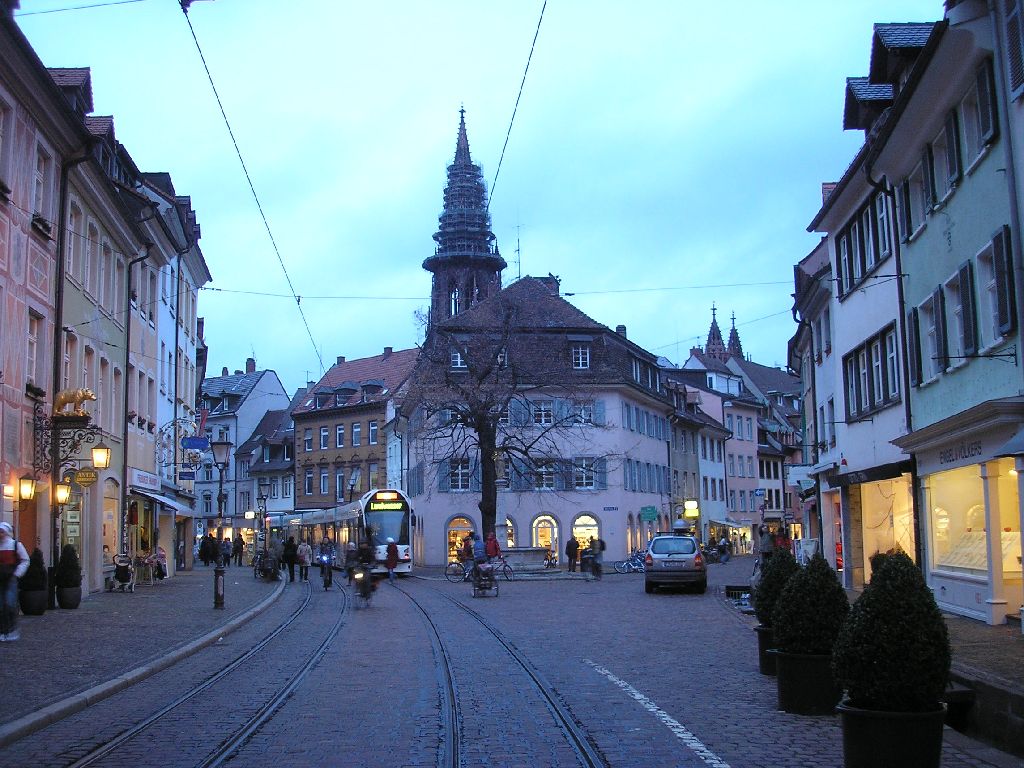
624 459 631 491
922 148 935 210
553 398 570 425
592 399 606 426
510 398 529 427
959 261 978 357
934 287 949 372
944 111 962 188
977 57 1000 143
554 459 570 491
438 459 450 492
1005 6 1024 98
416 464 424 496
907 308 922 386
470 458 481 492
897 182 911 241
511 458 530 491
993 225 1017 335
621 402 629 429
596 458 607 490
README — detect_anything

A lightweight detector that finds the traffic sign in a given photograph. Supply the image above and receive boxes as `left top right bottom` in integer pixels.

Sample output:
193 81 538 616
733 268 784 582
640 505 658 522
753 488 765 496
181 436 210 451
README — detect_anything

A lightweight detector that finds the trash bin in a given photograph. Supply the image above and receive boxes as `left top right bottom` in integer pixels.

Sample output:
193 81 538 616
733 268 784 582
580 551 593 575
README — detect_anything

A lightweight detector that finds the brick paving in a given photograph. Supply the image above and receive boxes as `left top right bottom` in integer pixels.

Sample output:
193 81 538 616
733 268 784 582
0 556 1021 767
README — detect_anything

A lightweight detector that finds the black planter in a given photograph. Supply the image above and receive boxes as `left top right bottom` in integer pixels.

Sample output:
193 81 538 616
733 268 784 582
837 699 945 768
56 586 82 609
775 651 841 715
18 589 47 616
754 624 776 676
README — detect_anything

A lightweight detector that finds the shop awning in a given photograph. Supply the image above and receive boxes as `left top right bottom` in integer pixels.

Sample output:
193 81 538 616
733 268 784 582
133 488 195 517
709 518 748 530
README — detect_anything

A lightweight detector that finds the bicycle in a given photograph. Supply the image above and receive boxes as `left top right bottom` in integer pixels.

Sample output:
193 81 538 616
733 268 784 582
445 559 472 583
489 555 515 581
612 550 646 574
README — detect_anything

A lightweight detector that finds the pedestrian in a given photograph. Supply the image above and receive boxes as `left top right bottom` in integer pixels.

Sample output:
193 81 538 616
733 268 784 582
484 531 501 561
385 537 399 585
218 537 231 567
319 538 334 588
297 538 312 581
345 541 358 585
565 536 579 573
198 535 210 566
283 536 298 582
176 540 185 569
718 535 730 563
758 525 774 567
590 535 606 580
740 532 748 554
232 534 244 566
0 522 29 642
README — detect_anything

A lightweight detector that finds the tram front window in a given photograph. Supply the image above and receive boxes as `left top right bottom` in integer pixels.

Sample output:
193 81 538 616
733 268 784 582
365 512 409 546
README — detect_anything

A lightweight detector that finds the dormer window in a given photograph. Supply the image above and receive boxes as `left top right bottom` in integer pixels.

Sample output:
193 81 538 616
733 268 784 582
572 344 590 370
451 351 467 370
262 446 270 462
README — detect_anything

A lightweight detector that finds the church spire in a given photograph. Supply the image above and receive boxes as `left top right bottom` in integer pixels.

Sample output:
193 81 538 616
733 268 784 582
705 303 728 360
727 312 744 359
423 109 507 326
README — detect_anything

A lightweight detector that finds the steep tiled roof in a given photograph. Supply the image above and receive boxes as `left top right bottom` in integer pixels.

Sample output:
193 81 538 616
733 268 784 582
202 371 266 401
292 349 419 416
84 115 113 137
685 350 733 375
47 67 90 87
874 22 934 49
846 77 892 102
731 358 801 396
236 409 284 455
441 276 605 333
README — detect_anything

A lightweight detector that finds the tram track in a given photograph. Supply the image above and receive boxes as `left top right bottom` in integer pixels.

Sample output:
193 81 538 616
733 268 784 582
397 581 605 768
65 581 349 768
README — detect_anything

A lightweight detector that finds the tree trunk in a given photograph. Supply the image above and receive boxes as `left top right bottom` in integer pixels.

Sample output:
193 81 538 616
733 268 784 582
477 423 498 536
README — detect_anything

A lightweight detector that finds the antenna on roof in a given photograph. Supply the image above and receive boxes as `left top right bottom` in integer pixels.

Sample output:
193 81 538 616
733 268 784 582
516 222 522 281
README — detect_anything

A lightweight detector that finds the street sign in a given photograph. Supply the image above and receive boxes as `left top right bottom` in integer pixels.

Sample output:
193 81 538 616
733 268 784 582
178 471 195 481
753 488 765 497
181 436 210 451
640 505 658 522
74 468 98 487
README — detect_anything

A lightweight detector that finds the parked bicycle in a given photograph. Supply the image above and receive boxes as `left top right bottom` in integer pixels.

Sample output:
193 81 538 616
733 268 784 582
543 551 558 569
612 550 647 574
445 556 514 583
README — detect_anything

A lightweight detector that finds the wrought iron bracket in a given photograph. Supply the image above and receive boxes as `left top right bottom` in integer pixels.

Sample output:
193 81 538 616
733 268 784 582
32 399 104 479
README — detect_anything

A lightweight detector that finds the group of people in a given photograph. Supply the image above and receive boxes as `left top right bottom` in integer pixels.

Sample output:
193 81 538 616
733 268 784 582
276 536 337 584
196 533 245 568
563 535 606 578
459 531 503 581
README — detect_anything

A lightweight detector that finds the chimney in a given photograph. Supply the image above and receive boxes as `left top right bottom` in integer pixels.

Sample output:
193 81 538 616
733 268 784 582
245 357 256 374
336 356 345 365
615 325 627 339
234 370 243 375
383 346 393 358
307 380 315 389
537 273 561 296
221 366 229 376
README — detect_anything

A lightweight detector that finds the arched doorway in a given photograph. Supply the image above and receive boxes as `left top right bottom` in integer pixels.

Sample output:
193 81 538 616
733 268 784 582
445 516 474 562
572 514 599 549
626 513 636 552
531 514 558 554
504 517 516 549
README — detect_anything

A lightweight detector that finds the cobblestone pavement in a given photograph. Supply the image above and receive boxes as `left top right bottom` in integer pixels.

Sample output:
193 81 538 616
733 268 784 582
1 558 1021 768
0 566 281 725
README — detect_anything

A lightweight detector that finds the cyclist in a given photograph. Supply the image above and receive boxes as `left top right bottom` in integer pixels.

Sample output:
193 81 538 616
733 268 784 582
469 532 487 581
484 531 502 561
319 537 334 589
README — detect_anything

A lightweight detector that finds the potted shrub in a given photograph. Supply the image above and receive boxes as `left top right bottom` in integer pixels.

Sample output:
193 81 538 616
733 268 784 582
18 547 48 615
55 543 83 608
772 554 848 715
752 548 798 675
832 551 950 768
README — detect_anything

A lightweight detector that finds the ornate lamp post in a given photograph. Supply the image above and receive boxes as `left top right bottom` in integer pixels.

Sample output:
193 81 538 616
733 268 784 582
256 476 269 561
210 439 233 609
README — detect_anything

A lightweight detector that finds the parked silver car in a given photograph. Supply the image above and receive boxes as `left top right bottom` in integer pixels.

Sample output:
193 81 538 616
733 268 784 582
644 535 707 594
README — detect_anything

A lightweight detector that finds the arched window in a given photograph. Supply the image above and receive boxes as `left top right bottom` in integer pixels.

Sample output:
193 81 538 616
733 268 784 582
449 286 460 317
626 513 636 552
102 478 120 557
503 517 516 549
446 516 474 561
572 514 600 549
532 514 558 553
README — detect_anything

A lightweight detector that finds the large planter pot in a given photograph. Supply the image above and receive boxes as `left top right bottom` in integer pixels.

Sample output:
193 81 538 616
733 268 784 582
56 586 82 609
754 624 776 676
775 650 841 715
18 589 47 616
837 699 946 768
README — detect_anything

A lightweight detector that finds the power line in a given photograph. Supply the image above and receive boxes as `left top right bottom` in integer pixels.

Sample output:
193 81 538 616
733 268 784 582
16 0 151 16
565 280 791 297
488 0 547 210
179 2 326 376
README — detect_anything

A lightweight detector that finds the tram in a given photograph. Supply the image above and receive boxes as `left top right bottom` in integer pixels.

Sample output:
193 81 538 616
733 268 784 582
360 488 413 575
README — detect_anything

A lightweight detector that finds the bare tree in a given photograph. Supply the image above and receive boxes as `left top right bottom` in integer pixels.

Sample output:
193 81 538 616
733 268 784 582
404 290 613 537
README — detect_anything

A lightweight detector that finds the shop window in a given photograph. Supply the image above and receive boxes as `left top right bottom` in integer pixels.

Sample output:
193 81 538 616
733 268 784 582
446 516 474 562
532 514 558 553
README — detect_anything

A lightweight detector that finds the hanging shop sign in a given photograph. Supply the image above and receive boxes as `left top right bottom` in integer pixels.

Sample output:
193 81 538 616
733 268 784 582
74 468 99 487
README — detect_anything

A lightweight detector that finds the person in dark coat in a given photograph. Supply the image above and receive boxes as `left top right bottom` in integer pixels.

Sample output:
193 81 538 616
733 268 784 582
384 537 399 585
198 535 210 566
282 536 298 582
565 537 579 573
220 537 232 568
232 534 244 566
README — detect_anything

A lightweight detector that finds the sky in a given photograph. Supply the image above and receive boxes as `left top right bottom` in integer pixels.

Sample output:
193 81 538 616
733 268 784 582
17 0 941 395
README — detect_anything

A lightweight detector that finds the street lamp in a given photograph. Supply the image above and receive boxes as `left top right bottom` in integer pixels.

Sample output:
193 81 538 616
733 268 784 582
91 441 112 470
256 476 269 559
210 439 233 609
19 475 37 502
348 475 357 502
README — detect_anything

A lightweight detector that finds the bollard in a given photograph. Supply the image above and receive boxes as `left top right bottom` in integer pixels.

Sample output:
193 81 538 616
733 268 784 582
214 563 225 609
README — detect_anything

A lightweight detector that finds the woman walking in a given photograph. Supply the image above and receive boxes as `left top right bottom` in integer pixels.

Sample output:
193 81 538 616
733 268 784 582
297 539 312 582
384 537 399 585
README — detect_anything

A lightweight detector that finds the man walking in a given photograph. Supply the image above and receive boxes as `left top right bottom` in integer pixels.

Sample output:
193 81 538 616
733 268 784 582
0 522 29 641
565 536 579 573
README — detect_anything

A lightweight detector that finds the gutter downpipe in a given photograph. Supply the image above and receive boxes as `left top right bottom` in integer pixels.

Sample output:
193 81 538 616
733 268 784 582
120 244 151 555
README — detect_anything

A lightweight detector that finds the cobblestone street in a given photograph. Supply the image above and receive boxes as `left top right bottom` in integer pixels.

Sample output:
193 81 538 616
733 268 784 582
1 557 1019 767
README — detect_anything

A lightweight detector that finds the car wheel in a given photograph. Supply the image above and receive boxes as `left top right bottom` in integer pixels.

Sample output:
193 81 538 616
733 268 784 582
644 582 655 594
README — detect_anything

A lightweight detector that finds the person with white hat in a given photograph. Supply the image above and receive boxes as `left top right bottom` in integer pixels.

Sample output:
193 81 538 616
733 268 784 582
384 536 399 585
0 522 29 641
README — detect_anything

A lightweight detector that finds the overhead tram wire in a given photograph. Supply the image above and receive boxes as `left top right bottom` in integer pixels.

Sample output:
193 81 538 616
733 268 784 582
487 0 547 210
178 2 326 376
16 0 152 15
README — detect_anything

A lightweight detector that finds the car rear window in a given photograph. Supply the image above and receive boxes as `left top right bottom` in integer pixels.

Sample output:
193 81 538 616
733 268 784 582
650 538 697 555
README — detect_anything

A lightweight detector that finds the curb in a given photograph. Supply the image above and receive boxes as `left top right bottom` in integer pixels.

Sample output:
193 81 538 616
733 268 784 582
0 577 286 748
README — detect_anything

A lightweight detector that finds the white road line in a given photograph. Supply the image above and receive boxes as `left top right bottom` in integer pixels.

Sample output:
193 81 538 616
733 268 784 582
584 659 731 768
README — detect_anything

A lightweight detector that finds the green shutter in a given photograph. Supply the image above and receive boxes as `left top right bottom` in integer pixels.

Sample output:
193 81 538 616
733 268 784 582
438 459 450 492
959 261 977 357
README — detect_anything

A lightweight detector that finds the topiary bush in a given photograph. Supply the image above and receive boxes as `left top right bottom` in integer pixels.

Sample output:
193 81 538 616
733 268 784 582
753 548 798 627
773 553 848 655
19 547 47 591
832 551 950 712
55 543 82 588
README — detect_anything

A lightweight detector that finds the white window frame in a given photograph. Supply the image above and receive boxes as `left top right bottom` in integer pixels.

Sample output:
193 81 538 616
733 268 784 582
450 350 467 370
352 422 361 447
450 458 471 491
336 424 344 448
574 457 596 490
571 344 590 369
320 426 329 449
368 420 378 445
533 400 554 426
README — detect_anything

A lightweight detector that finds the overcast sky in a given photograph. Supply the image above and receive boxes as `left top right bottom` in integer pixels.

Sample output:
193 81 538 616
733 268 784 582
18 0 939 394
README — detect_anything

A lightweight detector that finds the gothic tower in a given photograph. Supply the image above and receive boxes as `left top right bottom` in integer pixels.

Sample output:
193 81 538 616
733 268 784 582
704 305 728 361
423 109 506 326
727 312 744 359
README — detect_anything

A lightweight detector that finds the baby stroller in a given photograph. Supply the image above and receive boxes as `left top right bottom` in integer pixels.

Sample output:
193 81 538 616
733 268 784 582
107 553 136 592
